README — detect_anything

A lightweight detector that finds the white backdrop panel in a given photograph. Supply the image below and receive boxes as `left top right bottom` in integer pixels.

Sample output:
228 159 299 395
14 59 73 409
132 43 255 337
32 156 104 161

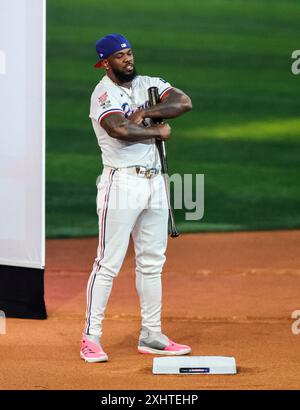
0 0 45 268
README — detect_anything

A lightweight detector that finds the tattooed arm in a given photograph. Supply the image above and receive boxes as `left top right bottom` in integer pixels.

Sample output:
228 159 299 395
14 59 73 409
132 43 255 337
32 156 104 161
101 113 171 142
129 88 192 125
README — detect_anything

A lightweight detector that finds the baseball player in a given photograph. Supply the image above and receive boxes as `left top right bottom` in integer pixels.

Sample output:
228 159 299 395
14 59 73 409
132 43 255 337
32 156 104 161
80 34 192 363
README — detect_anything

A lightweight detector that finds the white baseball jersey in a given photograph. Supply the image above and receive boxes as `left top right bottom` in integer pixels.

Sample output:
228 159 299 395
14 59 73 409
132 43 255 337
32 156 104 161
89 75 173 169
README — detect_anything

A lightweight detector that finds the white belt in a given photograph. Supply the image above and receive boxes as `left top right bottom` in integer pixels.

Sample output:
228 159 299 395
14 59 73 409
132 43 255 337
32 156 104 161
105 165 161 179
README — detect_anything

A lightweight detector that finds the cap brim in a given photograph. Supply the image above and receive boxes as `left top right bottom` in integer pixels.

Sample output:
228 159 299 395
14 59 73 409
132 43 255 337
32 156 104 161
94 60 104 68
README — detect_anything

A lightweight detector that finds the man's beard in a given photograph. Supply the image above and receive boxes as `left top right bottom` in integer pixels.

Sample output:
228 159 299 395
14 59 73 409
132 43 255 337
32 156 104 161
112 66 137 83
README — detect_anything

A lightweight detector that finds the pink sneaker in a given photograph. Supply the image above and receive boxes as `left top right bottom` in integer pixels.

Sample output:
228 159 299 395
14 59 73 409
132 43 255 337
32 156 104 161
80 334 108 363
138 331 191 356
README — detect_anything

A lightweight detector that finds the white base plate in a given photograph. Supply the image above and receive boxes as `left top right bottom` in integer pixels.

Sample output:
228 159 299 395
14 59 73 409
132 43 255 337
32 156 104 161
152 356 237 375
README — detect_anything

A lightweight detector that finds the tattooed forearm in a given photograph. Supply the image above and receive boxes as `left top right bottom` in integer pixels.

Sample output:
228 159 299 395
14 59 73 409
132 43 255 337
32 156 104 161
144 88 192 120
101 113 170 142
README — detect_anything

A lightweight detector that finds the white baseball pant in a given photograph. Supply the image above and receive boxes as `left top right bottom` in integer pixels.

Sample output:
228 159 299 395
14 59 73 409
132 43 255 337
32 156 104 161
84 166 169 338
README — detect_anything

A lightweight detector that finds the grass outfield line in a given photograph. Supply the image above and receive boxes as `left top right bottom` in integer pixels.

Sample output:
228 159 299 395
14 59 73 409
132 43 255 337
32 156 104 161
46 0 300 238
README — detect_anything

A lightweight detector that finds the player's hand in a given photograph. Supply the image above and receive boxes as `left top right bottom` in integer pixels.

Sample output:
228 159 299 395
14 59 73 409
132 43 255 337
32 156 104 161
156 123 171 141
128 109 145 125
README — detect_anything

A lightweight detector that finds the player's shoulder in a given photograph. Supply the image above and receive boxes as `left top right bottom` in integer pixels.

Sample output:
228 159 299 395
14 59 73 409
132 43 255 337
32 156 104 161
91 76 115 100
135 75 169 85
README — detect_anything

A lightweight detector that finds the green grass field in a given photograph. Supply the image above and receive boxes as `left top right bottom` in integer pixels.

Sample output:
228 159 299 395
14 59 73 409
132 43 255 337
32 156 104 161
47 0 300 237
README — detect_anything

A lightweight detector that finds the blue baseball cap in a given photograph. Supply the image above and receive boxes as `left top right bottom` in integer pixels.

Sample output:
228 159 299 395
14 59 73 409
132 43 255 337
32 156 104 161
94 33 132 68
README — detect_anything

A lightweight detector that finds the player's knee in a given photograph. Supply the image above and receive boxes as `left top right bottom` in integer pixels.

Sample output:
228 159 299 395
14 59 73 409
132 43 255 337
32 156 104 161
136 254 166 276
95 264 119 279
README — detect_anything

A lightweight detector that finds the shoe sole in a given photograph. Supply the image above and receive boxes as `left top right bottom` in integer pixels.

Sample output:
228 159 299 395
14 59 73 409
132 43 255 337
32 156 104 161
138 346 191 355
80 351 108 363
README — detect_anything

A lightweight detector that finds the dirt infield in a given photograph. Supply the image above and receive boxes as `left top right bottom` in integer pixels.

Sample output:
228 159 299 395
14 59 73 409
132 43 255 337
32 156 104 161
1 230 300 390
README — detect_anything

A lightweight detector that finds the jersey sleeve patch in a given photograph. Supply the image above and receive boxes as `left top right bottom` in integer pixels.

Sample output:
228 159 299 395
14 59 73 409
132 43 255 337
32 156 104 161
98 91 109 103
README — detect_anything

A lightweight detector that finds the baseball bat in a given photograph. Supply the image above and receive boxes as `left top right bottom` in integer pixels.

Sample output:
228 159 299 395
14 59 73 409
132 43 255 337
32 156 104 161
148 86 179 238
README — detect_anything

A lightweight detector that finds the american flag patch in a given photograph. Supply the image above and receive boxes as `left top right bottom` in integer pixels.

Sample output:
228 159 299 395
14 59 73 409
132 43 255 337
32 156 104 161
98 91 108 104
